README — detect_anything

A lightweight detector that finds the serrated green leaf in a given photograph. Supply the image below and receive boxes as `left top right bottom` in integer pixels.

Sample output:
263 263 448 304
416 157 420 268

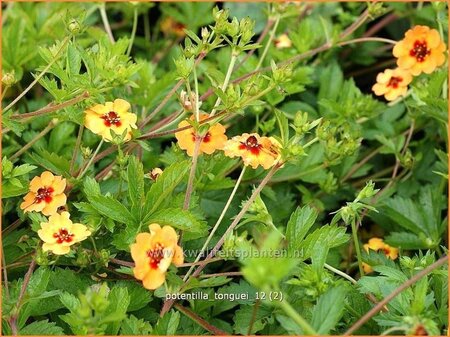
311 284 348 334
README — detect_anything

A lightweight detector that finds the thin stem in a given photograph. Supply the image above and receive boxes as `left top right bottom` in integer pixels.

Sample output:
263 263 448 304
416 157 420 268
193 66 200 122
324 263 357 284
99 4 115 43
2 244 10 300
199 271 242 279
174 303 227 335
126 7 138 56
70 125 84 176
210 53 238 116
139 52 206 128
342 147 381 182
279 300 317 335
192 163 281 279
351 220 365 277
183 165 247 282
9 258 37 336
183 138 201 210
3 37 70 114
10 120 57 160
256 14 280 70
10 91 90 120
338 37 397 46
344 255 448 335
78 139 104 179
247 298 261 335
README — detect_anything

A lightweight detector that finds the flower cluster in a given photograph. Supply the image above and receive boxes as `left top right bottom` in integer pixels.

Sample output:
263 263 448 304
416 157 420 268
363 237 399 273
20 171 91 255
373 25 446 101
175 116 282 170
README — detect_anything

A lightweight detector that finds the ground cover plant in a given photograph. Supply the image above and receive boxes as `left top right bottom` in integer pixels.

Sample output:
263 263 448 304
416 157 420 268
1 1 449 335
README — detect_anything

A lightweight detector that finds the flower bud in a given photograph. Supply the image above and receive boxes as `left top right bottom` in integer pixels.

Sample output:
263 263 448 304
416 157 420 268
68 19 81 35
2 71 17 87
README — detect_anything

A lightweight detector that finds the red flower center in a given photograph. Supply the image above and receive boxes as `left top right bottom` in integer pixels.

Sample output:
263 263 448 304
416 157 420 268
101 111 122 127
239 135 262 155
147 243 165 269
191 132 211 143
383 247 391 255
35 187 54 204
387 76 403 89
53 228 74 244
409 40 430 62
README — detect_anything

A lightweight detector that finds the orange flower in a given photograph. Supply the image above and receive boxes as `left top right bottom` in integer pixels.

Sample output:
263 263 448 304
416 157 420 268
38 212 91 255
223 133 281 170
175 113 227 156
372 68 413 101
363 237 399 273
84 99 137 142
130 224 184 290
20 171 67 216
160 17 186 38
274 34 292 49
393 25 446 76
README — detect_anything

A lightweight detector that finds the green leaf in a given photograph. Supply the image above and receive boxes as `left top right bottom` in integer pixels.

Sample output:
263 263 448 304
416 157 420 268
144 208 206 234
300 224 350 261
27 150 70 177
88 195 135 225
120 315 152 335
233 305 272 335
143 160 190 217
11 164 37 177
19 320 64 335
153 310 180 335
286 206 318 253
104 287 130 335
311 284 349 334
127 155 145 206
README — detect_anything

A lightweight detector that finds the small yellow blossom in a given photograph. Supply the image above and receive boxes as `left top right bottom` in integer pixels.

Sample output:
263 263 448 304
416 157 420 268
84 99 137 142
20 171 67 216
38 212 91 255
393 25 446 76
223 133 281 170
274 34 292 49
130 224 184 290
363 237 399 273
175 113 227 156
372 68 413 101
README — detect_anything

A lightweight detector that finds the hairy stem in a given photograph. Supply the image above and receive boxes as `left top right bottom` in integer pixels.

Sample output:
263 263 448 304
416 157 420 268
256 14 280 70
210 53 238 116
99 4 115 43
183 138 201 210
10 91 90 120
9 258 37 335
351 220 365 277
126 6 138 56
